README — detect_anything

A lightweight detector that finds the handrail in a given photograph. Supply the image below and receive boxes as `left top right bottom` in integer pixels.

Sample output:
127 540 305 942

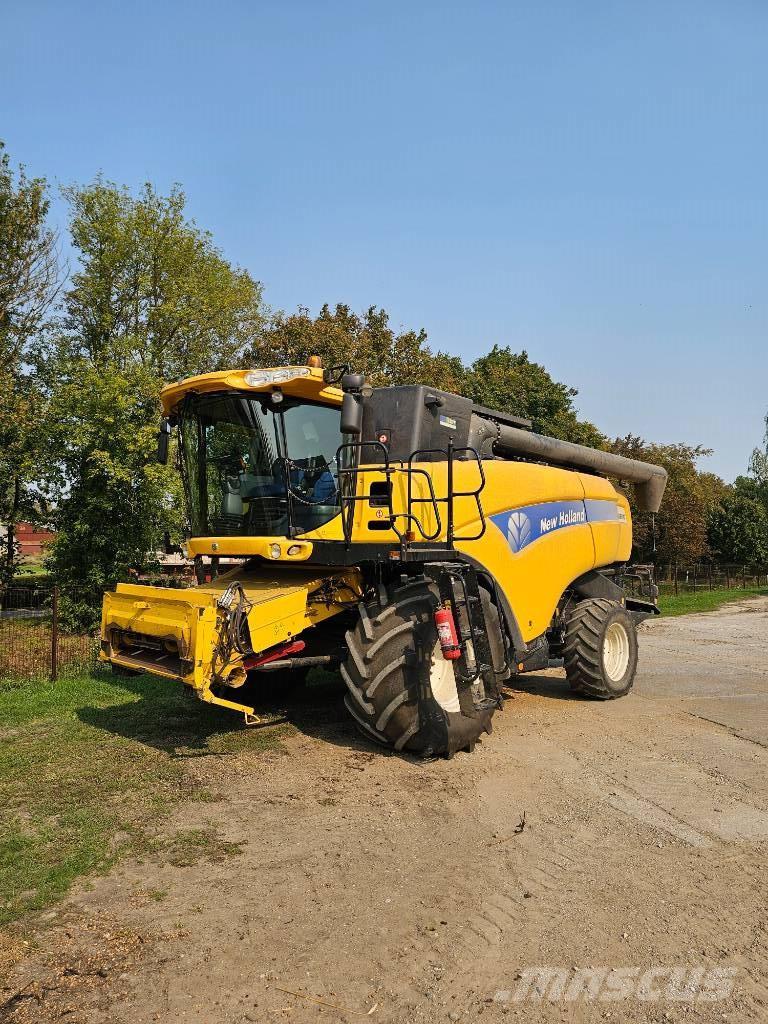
335 441 488 554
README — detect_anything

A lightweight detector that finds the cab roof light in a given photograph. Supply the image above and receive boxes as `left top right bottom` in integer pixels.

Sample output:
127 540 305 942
244 367 311 387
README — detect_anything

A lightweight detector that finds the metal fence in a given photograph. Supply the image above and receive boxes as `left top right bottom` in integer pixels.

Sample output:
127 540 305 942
0 586 99 685
656 564 768 596
2 564 766 686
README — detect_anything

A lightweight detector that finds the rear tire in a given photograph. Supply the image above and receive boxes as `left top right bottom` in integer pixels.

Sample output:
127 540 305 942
563 598 638 699
342 578 506 757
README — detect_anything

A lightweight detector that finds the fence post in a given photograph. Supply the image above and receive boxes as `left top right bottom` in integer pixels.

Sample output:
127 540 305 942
708 562 713 591
674 563 679 596
50 586 59 682
742 566 746 590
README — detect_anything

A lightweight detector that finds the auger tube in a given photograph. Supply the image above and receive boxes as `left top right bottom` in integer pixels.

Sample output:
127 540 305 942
468 415 668 513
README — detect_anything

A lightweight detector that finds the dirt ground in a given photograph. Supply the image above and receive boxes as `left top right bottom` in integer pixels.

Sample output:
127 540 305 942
3 598 768 1023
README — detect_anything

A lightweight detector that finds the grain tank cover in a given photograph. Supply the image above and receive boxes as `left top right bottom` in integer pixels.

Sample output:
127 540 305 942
360 386 474 462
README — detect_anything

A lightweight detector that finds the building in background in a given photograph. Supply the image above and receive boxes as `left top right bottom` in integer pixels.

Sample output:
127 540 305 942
14 522 55 561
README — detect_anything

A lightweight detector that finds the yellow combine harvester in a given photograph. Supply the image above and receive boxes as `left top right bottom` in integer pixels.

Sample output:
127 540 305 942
101 362 667 757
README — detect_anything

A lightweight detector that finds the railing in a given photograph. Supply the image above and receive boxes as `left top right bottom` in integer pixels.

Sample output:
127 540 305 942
335 440 487 557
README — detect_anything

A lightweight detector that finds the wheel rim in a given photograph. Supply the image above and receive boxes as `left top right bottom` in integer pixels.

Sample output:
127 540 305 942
429 642 461 713
603 621 630 682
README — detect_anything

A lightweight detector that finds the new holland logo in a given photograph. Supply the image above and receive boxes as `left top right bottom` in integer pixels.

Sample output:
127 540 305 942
492 499 620 555
507 511 532 553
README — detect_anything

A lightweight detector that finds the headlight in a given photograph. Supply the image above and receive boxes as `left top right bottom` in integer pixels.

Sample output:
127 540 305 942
245 367 311 387
269 543 281 559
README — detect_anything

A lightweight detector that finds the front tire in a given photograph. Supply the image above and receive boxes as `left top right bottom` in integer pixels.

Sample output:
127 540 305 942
563 598 638 699
342 578 505 757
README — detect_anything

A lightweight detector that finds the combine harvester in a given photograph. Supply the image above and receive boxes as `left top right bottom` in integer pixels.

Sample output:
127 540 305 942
101 361 666 758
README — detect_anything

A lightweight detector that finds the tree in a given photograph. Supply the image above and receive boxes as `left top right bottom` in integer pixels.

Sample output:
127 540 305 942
249 303 461 389
464 346 606 445
0 142 59 590
749 414 768 489
611 436 721 565
731 415 768 515
60 180 263 379
708 493 768 566
43 180 265 615
253 312 603 444
43 358 178 623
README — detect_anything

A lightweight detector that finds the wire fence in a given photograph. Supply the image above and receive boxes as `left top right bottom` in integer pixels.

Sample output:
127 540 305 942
655 563 768 596
2 563 766 687
0 586 100 686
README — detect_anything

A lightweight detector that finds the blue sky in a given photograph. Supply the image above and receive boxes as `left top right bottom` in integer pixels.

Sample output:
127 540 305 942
2 0 766 481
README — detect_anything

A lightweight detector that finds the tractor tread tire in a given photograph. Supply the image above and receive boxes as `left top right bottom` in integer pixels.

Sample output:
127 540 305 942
563 598 638 700
343 578 505 757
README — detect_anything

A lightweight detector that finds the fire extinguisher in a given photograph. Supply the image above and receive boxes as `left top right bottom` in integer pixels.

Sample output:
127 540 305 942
434 603 461 660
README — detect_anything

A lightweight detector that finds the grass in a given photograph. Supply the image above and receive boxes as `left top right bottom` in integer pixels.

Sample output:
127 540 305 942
658 586 768 617
0 669 292 927
163 826 247 867
12 563 50 581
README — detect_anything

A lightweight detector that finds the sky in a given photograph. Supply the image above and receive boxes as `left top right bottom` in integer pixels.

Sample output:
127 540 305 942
2 0 766 482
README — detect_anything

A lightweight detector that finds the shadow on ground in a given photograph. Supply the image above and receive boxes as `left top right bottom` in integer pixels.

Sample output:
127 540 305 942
509 671 582 702
76 665 579 762
75 668 379 759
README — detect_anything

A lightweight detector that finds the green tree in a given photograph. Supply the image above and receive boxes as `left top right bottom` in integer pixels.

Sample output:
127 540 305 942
60 180 263 378
43 358 177 623
250 303 463 389
733 414 768 513
43 180 264 616
749 414 768 487
612 436 721 565
465 346 605 445
253 311 603 445
0 142 59 589
708 493 768 566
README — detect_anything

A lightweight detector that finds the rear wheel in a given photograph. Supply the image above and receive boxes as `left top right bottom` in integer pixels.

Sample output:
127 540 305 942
342 578 506 757
563 598 638 699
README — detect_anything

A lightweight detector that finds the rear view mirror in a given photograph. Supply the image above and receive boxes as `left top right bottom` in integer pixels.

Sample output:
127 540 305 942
341 392 363 435
157 418 171 464
340 371 369 436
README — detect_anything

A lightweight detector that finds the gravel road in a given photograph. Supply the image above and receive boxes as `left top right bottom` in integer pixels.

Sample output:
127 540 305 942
4 597 768 1023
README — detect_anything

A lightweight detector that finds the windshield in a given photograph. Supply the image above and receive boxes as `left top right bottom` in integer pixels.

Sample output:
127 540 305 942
178 392 344 538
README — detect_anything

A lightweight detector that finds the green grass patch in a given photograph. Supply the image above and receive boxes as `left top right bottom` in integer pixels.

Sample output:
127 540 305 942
163 826 247 867
0 669 291 926
658 586 768 617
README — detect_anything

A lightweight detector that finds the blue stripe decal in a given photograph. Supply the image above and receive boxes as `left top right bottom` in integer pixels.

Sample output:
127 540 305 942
490 499 622 554
585 499 624 523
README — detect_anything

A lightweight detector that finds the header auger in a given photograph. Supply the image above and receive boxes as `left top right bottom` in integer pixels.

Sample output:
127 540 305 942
101 361 666 759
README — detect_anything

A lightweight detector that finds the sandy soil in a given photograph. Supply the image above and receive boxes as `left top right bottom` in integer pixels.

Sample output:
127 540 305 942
3 598 768 1023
